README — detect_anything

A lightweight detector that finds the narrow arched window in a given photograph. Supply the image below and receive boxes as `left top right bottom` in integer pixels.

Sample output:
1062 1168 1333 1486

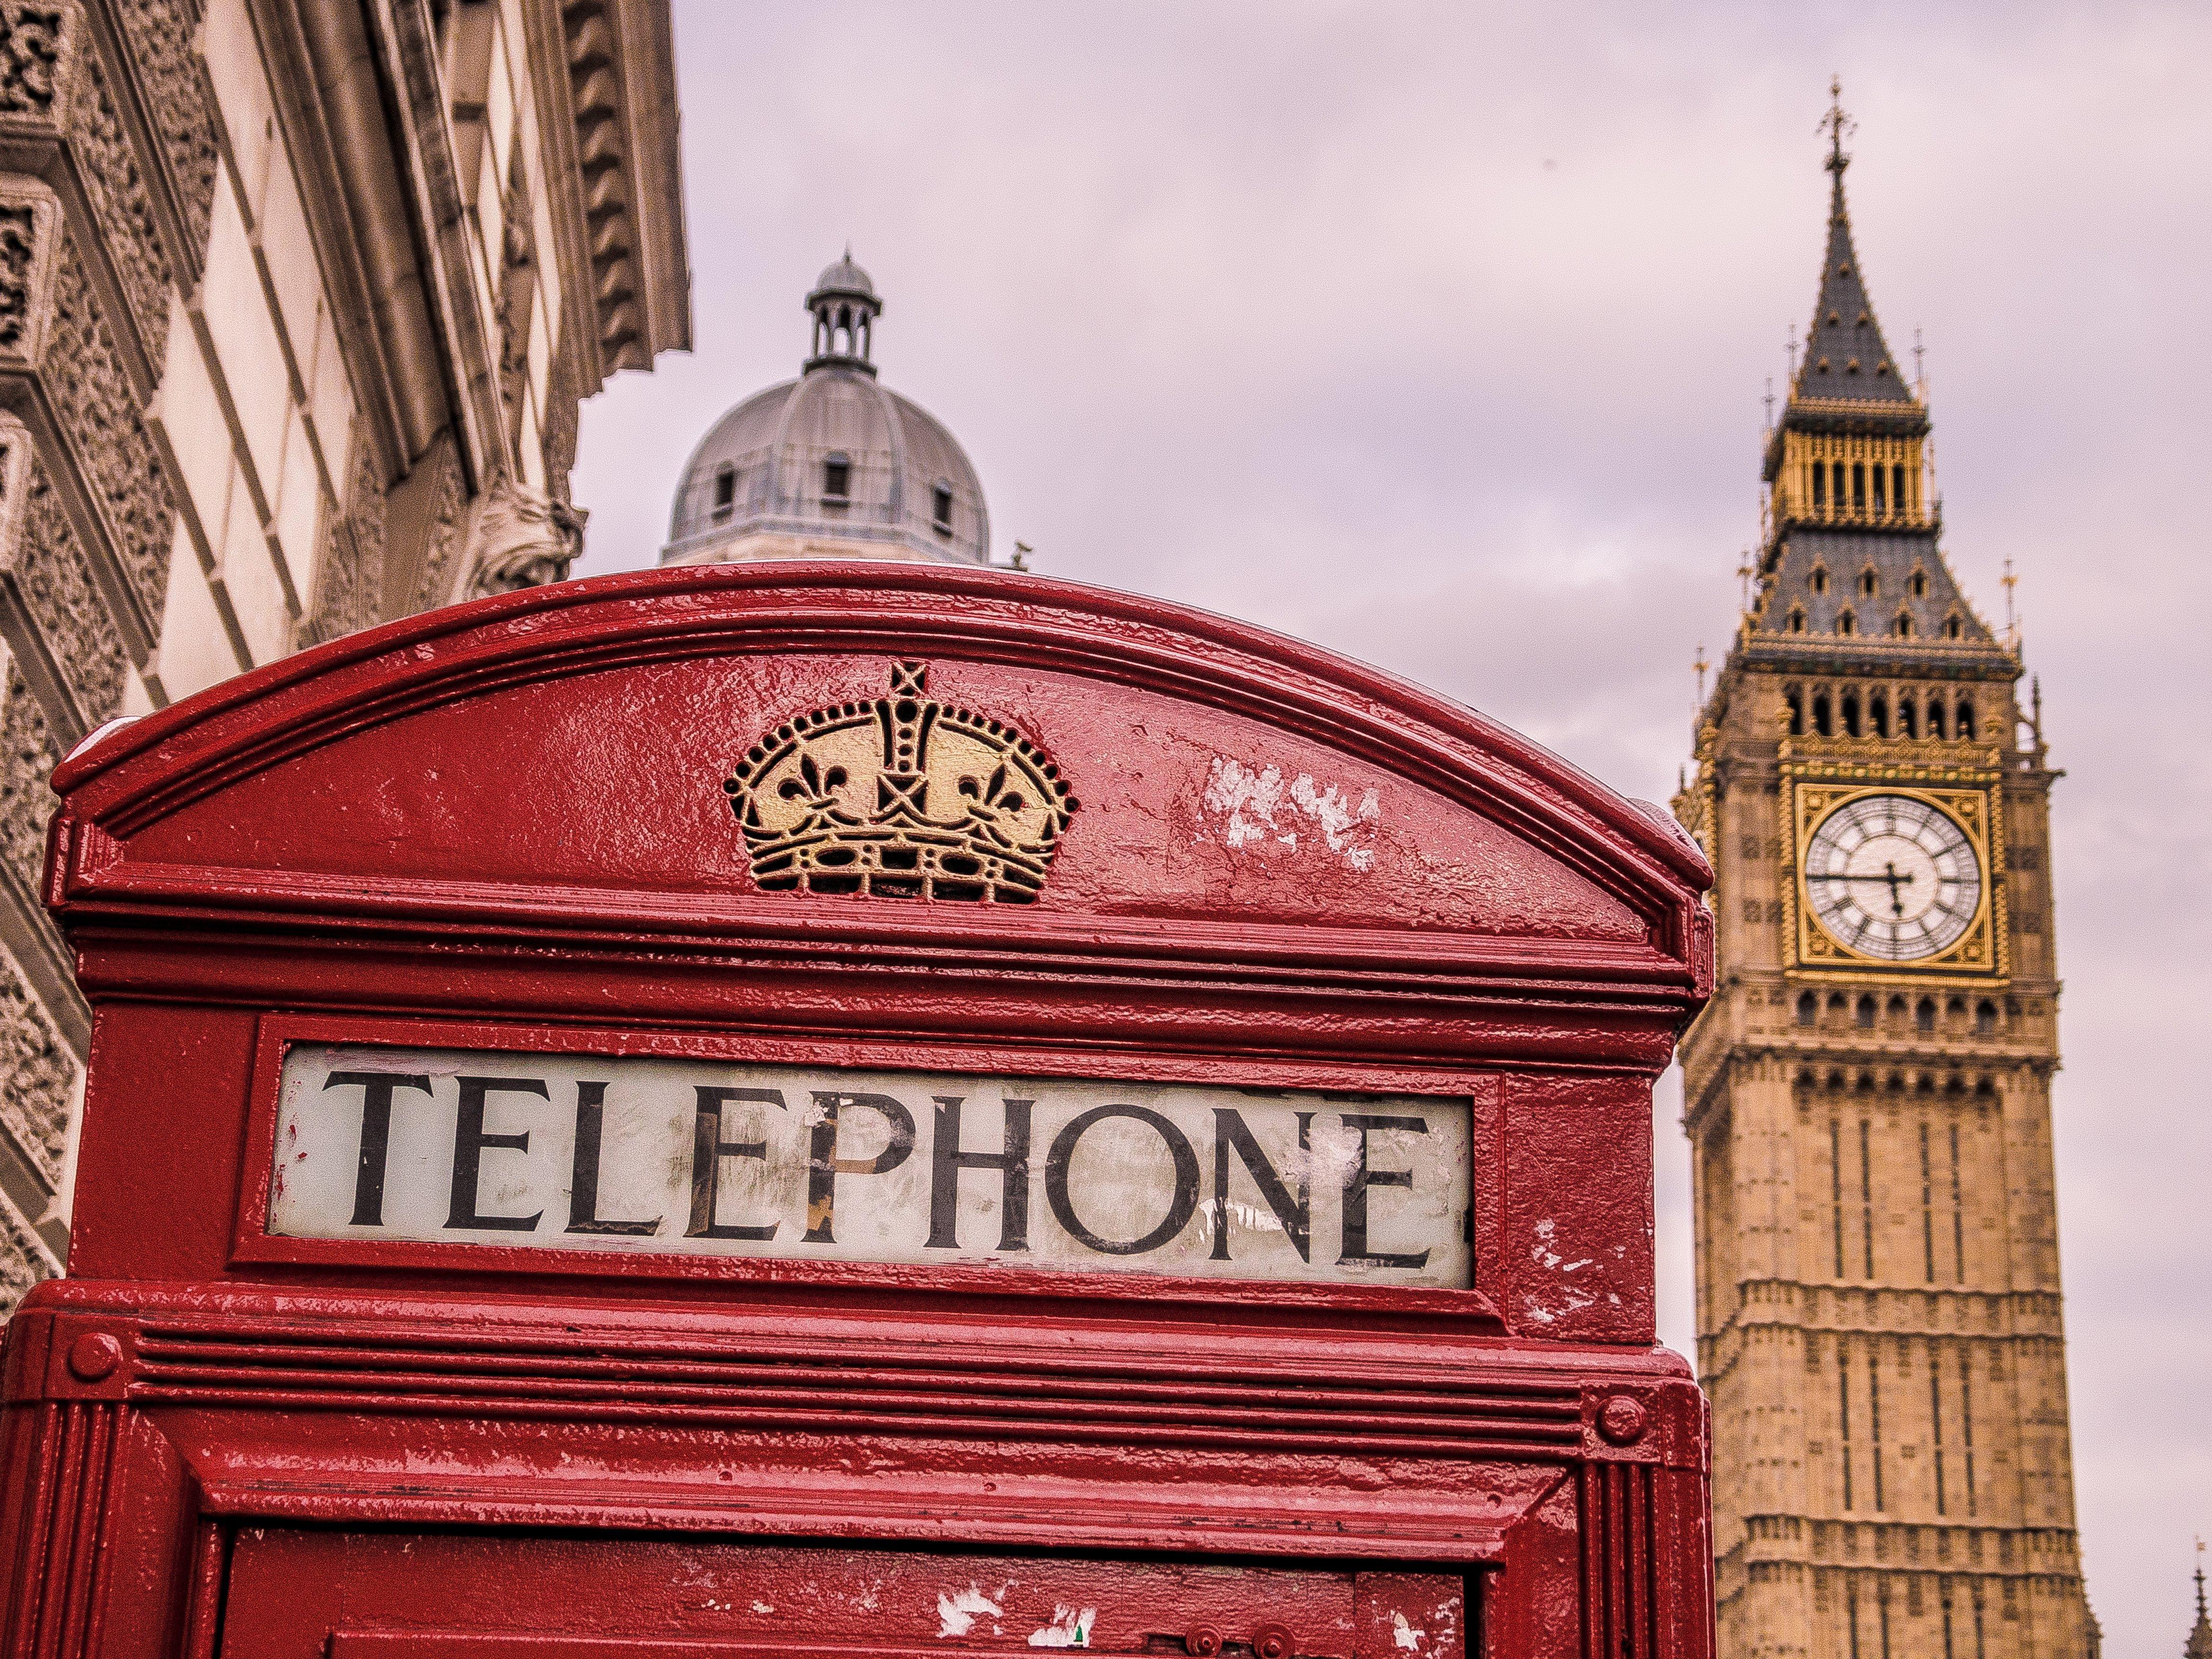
1813 693 1832 736
1842 692 1861 736
1860 567 1878 598
1851 463 1866 510
1916 998 1936 1033
1893 613 1913 638
1871 693 1888 737
1789 608 1806 633
1797 992 1817 1027
1900 696 1918 738
712 464 738 522
1887 995 1908 1024
1828 993 1849 1016
1944 613 1962 639
1956 699 1975 739
1893 464 1908 513
1812 566 1830 595
1974 1001 1997 1035
1911 569 1928 598
1872 466 1887 515
823 454 851 501
932 483 954 534
1928 701 1947 739
1812 464 1827 508
1837 610 1856 637
1787 689 1805 734
1856 995 1877 1029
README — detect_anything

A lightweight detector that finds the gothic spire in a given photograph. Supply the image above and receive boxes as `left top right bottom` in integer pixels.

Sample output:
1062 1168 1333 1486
2187 1545 2212 1659
1793 79 1914 406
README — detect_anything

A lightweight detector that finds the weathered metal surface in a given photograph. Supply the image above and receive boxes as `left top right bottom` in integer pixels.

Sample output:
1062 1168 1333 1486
0 564 1715 1656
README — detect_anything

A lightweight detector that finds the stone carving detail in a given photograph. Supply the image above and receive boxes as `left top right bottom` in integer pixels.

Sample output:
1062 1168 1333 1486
562 2 648 371
726 662 1079 904
0 5 65 116
13 449 126 721
0 944 71 1184
106 0 216 255
497 163 535 445
0 200 38 350
463 470 582 600
299 441 387 648
74 52 170 362
410 443 468 615
540 348 579 499
0 1186 47 1298
0 664 57 903
46 234 173 615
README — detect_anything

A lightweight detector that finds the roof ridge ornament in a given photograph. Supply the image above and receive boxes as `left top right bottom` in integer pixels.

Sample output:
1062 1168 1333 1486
725 661 1079 903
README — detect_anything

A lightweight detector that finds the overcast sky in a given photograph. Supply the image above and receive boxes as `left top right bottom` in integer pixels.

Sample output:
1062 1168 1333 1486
570 5 2211 1647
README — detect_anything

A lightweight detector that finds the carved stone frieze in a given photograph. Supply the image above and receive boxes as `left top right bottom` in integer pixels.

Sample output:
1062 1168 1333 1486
0 421 124 722
0 932 71 1184
102 0 216 257
0 4 65 118
461 468 580 600
410 440 468 614
0 181 56 365
72 47 170 363
0 662 55 905
0 1173 48 1297
541 345 578 499
43 228 173 617
299 439 388 649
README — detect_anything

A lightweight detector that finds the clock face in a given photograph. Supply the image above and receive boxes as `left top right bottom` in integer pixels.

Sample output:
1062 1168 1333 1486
1803 793 1984 962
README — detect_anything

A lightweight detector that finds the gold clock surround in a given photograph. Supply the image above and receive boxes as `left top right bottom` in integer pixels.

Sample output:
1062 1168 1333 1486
1785 777 2005 978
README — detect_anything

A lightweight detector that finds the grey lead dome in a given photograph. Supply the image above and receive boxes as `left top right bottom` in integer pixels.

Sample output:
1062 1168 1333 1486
661 255 989 568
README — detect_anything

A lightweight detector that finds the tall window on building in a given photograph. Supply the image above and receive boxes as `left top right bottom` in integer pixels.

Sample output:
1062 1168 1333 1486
932 483 954 535
1859 1117 1876 1277
1960 1353 1978 1514
712 464 738 522
1930 1354 1948 1515
1838 1346 1855 1509
1867 1350 1885 1510
823 455 851 502
1920 1123 1936 1281
1949 1125 1966 1282
1830 1117 1848 1277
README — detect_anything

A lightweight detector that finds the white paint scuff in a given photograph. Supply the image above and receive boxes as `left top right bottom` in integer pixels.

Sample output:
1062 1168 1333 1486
1394 1612 1427 1650
938 1586 1003 1638
1202 758 1381 871
1028 1606 1096 1647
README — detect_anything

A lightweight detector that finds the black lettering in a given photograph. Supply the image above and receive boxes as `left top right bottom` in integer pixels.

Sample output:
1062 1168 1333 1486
565 1081 661 1236
325 1070 433 1227
1210 1108 1311 1262
926 1096 1032 1251
1046 1104 1201 1256
447 1076 547 1231
1338 1112 1431 1270
686 1086 784 1240
803 1092 916 1244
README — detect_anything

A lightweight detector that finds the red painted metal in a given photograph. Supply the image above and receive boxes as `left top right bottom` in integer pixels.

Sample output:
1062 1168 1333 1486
0 564 1715 1656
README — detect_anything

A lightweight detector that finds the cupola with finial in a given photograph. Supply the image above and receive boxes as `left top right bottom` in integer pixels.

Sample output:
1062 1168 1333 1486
805 249 881 375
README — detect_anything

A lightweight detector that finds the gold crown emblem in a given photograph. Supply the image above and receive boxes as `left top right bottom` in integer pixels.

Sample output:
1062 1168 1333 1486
724 662 1078 903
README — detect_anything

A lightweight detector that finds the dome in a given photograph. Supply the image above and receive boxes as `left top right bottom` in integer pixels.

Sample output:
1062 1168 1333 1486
662 256 990 568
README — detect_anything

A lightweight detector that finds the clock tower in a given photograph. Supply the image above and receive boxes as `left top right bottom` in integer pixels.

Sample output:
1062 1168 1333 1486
1673 90 2100 1659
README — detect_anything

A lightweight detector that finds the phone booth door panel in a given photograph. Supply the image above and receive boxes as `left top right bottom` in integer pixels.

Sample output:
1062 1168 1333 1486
219 1533 1467 1659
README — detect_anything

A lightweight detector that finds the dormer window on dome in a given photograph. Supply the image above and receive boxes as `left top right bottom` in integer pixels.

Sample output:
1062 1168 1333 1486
932 483 953 536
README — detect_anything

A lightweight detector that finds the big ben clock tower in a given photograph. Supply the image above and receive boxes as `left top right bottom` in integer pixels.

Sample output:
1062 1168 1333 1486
1674 89 2100 1659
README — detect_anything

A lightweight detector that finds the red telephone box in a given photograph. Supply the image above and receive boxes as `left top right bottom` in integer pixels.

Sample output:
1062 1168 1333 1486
0 563 1714 1658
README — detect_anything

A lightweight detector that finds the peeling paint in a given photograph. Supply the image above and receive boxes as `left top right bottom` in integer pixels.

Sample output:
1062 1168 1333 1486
938 1586 1002 1638
1028 1607 1095 1647
1201 757 1380 871
1393 1612 1426 1650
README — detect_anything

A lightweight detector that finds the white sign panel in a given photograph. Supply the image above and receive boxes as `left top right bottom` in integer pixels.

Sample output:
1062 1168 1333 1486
269 1046 1473 1288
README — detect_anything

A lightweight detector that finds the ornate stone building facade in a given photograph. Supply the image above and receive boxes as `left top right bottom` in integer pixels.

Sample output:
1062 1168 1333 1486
0 0 689 1301
1673 102 2098 1659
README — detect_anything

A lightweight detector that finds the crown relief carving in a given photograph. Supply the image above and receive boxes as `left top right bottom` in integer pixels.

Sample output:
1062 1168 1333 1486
724 661 1078 903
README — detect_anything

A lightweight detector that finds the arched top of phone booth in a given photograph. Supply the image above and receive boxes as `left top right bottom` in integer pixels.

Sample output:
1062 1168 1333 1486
49 561 1710 1027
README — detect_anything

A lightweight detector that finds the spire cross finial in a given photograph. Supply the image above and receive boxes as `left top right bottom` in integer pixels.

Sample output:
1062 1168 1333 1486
1820 75 1855 176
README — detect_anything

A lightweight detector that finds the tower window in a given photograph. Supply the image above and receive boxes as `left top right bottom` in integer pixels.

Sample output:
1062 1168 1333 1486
1798 991 1818 1027
1859 568 1877 598
1833 462 1847 505
1956 698 1975 739
1872 466 1887 514
1841 692 1860 736
1900 696 1918 738
1928 701 1946 739
1856 995 1876 1029
1812 465 1827 508
1811 565 1829 595
1813 693 1832 736
1870 692 1888 737
932 483 954 534
1851 463 1866 510
1916 997 1936 1033
1892 612 1913 638
1789 607 1806 633
1787 689 1804 734
1974 1000 1997 1035
1895 464 1909 513
1911 568 1928 598
712 464 738 522
823 455 851 502
1836 610 1855 637
1944 613 1962 639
